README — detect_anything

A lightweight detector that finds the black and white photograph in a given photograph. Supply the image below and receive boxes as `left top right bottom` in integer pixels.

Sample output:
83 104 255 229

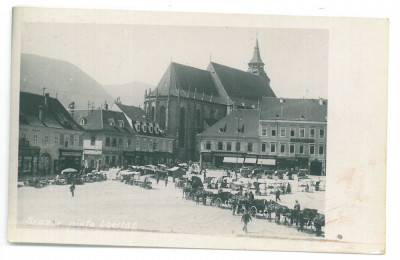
6 7 387 254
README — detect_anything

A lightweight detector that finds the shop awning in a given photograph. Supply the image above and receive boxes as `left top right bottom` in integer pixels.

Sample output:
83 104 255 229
223 157 244 163
258 158 276 165
245 158 257 164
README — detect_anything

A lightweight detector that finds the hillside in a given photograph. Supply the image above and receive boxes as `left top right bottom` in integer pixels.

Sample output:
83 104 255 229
20 54 114 110
103 81 153 108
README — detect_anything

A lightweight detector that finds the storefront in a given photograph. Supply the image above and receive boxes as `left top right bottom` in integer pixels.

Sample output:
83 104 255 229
103 151 123 168
18 139 40 179
59 149 83 172
275 157 309 171
83 150 102 170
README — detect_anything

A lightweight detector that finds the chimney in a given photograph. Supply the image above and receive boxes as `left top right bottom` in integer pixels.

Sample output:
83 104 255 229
319 98 324 105
44 93 50 106
39 105 45 122
280 97 284 103
104 101 108 110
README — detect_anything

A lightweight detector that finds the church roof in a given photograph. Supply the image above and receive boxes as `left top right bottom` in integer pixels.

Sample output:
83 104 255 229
248 38 264 64
260 97 328 122
116 103 147 121
152 62 224 103
209 62 275 102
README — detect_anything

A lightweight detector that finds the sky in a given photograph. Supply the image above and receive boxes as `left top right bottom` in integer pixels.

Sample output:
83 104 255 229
21 22 328 99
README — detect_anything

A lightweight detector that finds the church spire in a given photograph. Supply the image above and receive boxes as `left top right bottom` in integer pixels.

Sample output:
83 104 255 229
247 36 268 80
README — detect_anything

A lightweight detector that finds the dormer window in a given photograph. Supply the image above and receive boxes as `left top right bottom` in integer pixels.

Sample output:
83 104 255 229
80 118 86 125
108 118 115 126
142 122 147 133
154 124 160 134
219 123 227 133
148 123 154 133
134 121 141 132
118 120 124 127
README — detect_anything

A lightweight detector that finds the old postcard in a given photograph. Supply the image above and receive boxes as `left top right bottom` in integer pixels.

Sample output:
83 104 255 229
8 7 387 253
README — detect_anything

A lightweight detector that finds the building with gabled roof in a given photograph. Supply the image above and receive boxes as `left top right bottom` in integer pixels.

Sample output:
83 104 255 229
143 38 276 161
112 102 175 165
18 92 85 178
76 108 134 169
197 97 327 175
259 97 327 175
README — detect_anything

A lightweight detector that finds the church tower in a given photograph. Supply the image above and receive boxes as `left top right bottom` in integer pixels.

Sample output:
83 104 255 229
247 37 270 83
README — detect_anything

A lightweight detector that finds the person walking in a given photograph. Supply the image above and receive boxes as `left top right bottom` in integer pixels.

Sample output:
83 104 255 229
70 183 75 197
275 188 281 202
156 174 160 185
231 198 237 215
241 210 252 233
165 175 168 187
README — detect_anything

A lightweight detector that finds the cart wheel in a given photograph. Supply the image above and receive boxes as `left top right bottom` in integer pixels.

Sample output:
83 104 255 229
250 206 257 217
216 198 222 208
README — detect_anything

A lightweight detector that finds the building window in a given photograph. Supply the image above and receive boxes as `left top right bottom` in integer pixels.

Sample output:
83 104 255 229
319 145 324 155
290 129 295 137
33 134 38 145
271 128 277 137
235 142 241 151
112 138 117 147
289 144 295 154
280 144 285 153
310 145 315 155
299 128 305 138
74 136 79 147
227 142 232 151
247 143 253 152
142 138 147 150
105 156 109 164
44 136 49 145
118 120 124 127
261 143 267 152
149 139 153 150
271 143 276 153
205 141 211 150
280 127 286 137
217 142 223 150
153 140 158 151
261 126 267 136
136 138 140 149
310 128 315 138
106 137 111 147
320 129 325 138
91 136 95 146
118 138 123 148
55 136 59 146
21 133 27 139
127 139 131 148
108 119 115 126
300 144 304 154
64 136 69 148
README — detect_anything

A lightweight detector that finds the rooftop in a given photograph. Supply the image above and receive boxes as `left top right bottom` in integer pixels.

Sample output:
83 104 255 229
19 91 83 131
260 97 328 122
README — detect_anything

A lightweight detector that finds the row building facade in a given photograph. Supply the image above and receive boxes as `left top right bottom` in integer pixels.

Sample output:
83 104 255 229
198 97 327 175
18 92 85 179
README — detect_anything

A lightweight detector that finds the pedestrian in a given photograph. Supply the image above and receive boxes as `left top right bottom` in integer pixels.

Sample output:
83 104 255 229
249 191 254 201
286 183 291 194
156 174 160 184
232 198 237 215
165 175 168 186
203 170 207 182
70 183 75 197
275 188 281 202
241 210 252 233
